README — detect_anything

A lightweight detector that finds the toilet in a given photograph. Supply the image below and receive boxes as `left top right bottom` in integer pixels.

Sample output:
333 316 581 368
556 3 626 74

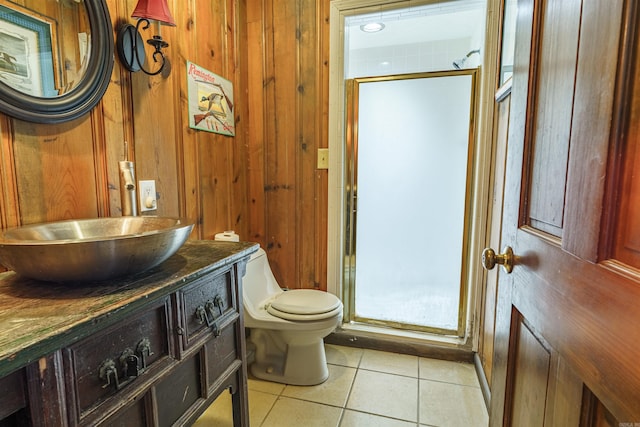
242 247 343 385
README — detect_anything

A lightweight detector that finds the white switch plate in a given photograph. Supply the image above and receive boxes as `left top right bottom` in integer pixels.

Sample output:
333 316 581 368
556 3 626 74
317 148 329 169
139 180 157 212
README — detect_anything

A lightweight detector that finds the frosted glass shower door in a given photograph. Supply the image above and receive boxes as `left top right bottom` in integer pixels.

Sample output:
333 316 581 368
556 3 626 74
346 71 476 335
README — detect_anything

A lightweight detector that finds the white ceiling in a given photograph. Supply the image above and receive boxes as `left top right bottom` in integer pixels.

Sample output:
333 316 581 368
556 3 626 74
346 1 486 50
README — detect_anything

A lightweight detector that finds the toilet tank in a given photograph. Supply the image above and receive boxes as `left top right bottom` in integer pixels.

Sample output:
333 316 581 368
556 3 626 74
243 247 283 307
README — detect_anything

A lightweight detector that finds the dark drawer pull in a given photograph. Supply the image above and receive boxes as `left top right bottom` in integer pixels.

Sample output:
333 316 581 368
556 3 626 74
98 338 154 391
195 295 224 337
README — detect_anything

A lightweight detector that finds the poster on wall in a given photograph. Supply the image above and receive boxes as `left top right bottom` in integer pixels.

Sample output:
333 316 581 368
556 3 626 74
186 61 235 136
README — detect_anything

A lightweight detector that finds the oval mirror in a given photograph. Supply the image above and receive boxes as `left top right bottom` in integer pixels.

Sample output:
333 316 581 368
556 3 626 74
0 0 114 124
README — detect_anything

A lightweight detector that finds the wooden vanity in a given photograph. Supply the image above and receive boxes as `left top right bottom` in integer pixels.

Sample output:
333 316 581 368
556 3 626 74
0 240 258 427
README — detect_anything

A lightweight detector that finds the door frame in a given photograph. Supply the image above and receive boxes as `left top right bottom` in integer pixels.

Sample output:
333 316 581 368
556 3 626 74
343 70 479 337
328 0 502 346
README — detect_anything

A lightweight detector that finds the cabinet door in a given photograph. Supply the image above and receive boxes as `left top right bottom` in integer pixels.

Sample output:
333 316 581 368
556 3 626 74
154 353 202 427
204 324 238 388
98 397 148 427
0 369 27 425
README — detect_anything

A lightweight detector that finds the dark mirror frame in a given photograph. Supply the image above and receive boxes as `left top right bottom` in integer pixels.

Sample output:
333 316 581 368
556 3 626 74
0 0 114 124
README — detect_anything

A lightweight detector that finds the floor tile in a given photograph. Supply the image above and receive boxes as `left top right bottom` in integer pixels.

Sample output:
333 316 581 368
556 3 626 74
340 410 417 427
418 358 479 387
360 349 419 377
326 344 364 368
192 392 233 427
248 376 287 395
419 379 488 427
347 369 418 422
282 364 357 407
261 396 343 427
197 345 489 427
193 389 278 427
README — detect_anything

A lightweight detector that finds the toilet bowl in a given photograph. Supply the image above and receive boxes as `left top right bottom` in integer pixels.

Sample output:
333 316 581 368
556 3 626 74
242 247 343 385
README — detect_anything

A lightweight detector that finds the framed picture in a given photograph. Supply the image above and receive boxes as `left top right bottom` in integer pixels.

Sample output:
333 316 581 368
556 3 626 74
186 61 235 136
0 2 60 97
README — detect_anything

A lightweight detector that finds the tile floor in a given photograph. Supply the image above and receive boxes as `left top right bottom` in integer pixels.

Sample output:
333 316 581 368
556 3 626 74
193 344 488 427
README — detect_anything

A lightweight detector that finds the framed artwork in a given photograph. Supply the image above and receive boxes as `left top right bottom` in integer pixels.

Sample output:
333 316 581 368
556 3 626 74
186 61 235 136
0 2 60 97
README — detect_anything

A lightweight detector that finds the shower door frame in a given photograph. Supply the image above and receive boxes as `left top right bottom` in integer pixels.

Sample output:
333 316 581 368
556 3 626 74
343 69 479 337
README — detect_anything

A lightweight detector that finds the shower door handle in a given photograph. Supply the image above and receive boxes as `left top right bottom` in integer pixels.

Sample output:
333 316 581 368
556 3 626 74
481 246 514 274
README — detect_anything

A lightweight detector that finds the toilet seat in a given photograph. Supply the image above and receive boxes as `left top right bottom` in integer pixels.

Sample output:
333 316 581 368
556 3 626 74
267 289 342 321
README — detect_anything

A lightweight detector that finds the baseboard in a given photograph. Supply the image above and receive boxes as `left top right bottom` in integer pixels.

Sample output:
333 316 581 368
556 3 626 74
474 352 491 411
326 329 474 362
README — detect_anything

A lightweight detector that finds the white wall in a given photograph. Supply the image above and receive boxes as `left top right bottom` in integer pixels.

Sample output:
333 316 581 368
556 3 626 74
346 38 472 78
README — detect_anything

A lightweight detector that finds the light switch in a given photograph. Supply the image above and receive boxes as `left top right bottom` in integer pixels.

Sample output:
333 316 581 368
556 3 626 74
317 148 329 169
139 180 157 212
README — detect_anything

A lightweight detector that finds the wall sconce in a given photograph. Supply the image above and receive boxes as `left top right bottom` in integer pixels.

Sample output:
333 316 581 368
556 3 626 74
116 0 176 76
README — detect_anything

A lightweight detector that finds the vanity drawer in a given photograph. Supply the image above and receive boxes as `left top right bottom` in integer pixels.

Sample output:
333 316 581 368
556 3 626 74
176 266 238 353
204 322 239 388
64 298 173 421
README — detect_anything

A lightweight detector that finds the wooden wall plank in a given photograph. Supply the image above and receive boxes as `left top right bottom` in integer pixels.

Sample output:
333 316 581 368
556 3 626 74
102 0 132 217
176 0 202 236
0 117 20 231
12 117 99 223
90 104 110 218
228 0 250 241
297 0 320 289
316 0 330 290
246 0 267 245
196 0 230 240
265 0 298 288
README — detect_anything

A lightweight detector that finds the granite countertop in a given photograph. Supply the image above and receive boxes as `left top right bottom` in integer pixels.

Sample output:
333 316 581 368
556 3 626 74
0 240 258 377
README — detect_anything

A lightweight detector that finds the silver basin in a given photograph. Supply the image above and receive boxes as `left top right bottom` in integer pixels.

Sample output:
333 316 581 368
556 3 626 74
0 217 194 283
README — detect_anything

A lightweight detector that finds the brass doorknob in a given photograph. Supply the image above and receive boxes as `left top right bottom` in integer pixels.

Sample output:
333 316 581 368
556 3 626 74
482 246 514 273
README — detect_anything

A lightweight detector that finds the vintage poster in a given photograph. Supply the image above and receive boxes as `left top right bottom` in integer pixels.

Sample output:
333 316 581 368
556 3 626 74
186 61 235 136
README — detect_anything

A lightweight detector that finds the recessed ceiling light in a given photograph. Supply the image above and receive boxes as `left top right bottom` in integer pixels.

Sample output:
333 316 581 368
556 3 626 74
360 22 385 33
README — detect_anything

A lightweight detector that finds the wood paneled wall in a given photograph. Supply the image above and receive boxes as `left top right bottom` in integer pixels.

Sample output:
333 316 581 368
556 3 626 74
0 0 330 291
246 0 330 290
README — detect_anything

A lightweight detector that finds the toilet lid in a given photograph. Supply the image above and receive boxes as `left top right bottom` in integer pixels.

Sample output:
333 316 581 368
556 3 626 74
267 289 342 321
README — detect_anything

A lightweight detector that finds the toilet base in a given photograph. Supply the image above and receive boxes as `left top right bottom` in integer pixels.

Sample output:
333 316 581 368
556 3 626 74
248 329 330 386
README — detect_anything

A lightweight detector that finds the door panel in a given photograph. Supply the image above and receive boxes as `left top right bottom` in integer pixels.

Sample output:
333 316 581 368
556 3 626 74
508 315 550 427
489 0 640 425
563 0 625 260
614 139 640 264
613 65 640 268
527 0 580 237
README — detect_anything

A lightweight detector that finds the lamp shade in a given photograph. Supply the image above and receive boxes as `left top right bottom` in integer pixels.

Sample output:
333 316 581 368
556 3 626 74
131 0 176 26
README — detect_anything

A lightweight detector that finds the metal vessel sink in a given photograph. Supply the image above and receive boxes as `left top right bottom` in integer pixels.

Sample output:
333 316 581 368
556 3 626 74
0 217 194 283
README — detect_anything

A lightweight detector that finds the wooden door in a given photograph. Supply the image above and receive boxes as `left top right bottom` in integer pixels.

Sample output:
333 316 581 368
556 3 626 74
488 0 640 425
